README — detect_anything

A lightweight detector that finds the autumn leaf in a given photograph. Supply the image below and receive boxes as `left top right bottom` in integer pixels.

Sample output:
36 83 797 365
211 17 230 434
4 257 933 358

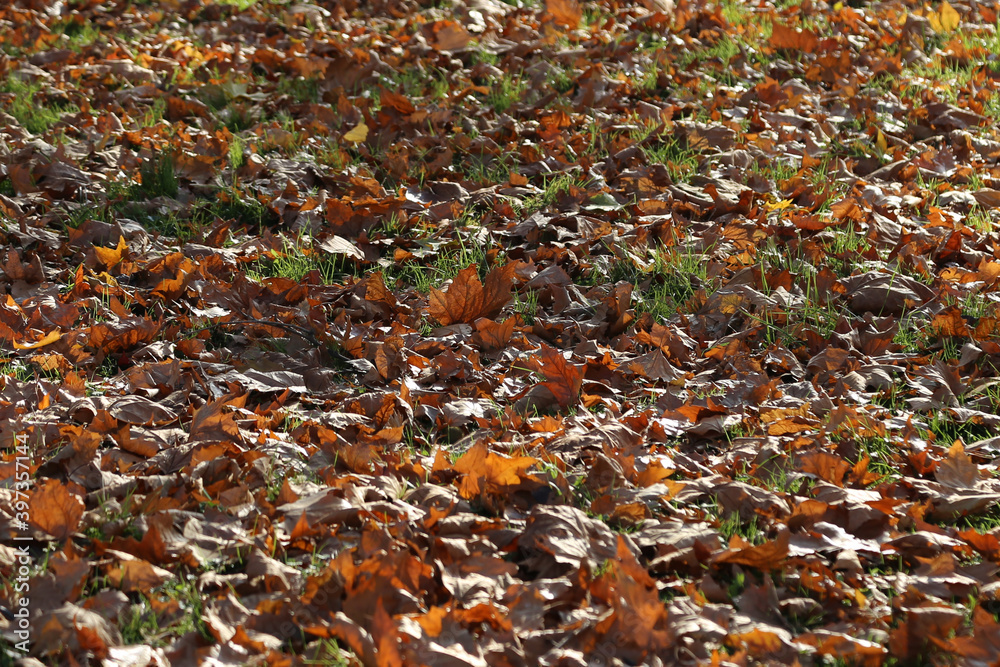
13 329 61 350
343 121 369 143
93 236 128 269
28 479 84 541
936 440 980 489
545 0 582 29
428 264 515 325
189 396 245 444
714 528 790 570
769 23 820 53
928 0 960 32
11 0 1000 663
525 343 584 409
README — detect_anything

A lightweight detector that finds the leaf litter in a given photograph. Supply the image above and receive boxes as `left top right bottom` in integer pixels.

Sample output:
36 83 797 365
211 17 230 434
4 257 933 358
2 0 1000 664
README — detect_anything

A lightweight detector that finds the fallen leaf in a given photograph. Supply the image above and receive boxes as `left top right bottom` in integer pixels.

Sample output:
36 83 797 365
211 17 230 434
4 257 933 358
343 121 369 143
29 479 84 541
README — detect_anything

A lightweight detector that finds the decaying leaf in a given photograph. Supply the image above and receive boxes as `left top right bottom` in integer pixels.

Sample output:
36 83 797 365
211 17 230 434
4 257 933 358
9 0 1000 664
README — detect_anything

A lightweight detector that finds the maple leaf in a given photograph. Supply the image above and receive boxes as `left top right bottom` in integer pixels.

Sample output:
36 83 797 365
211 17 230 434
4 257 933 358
525 343 584 409
428 264 515 325
12 0 1000 663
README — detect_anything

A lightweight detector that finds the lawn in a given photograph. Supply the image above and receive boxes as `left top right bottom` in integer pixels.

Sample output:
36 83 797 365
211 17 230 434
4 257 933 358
2 0 1000 664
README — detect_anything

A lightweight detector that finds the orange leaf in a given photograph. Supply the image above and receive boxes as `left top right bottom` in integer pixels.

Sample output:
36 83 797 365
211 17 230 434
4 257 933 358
189 396 244 444
769 23 820 53
473 317 516 353
546 0 582 29
28 479 84 541
343 121 368 143
714 528 789 570
936 440 980 489
428 266 484 326
635 460 674 487
797 451 850 485
527 344 584 408
108 556 173 592
428 264 514 325
767 418 815 436
93 236 127 269
373 599 403 667
13 329 61 350
931 306 970 338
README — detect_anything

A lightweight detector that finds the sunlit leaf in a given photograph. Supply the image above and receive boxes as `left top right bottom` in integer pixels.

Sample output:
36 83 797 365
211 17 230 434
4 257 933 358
343 121 369 143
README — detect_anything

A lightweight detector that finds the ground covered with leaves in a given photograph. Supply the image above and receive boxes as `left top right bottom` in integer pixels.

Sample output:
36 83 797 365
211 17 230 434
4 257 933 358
6 0 1000 664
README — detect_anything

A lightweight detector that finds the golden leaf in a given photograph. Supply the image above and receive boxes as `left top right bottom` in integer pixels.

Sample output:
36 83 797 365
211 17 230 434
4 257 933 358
13 330 62 350
940 1 960 31
343 121 369 143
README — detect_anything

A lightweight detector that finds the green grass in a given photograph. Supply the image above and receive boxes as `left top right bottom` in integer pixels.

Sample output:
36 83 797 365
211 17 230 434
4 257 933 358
120 576 214 646
276 76 322 104
630 123 699 183
486 74 527 114
0 75 79 135
0 361 37 384
379 66 450 101
512 289 539 325
301 639 353 666
634 245 711 321
54 17 103 51
134 153 179 199
520 173 586 215
854 434 900 483
387 230 498 294
717 509 765 545
824 223 873 277
462 155 515 187
120 596 162 645
942 504 1000 534
202 187 270 229
247 236 350 284
139 98 167 128
923 412 993 447
229 134 247 170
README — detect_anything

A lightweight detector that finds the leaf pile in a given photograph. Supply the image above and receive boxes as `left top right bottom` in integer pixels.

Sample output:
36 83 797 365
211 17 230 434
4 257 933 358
4 0 1000 664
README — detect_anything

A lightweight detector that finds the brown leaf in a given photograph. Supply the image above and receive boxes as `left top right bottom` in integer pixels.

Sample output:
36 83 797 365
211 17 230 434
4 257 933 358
526 344 584 408
931 306 971 338
108 396 178 426
106 552 173 592
29 479 84 541
934 606 1000 663
93 236 128 270
936 440 980 489
472 316 516 353
454 442 538 505
843 272 936 315
189 396 244 444
769 23 820 53
714 528 790 570
428 264 514 325
973 188 1000 208
797 451 850 486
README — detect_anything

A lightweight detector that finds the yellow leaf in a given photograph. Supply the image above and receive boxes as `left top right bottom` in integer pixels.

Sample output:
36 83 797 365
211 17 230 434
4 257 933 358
765 198 794 212
14 330 62 350
876 128 888 154
343 121 368 143
940 0 960 31
94 236 127 268
928 8 943 32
